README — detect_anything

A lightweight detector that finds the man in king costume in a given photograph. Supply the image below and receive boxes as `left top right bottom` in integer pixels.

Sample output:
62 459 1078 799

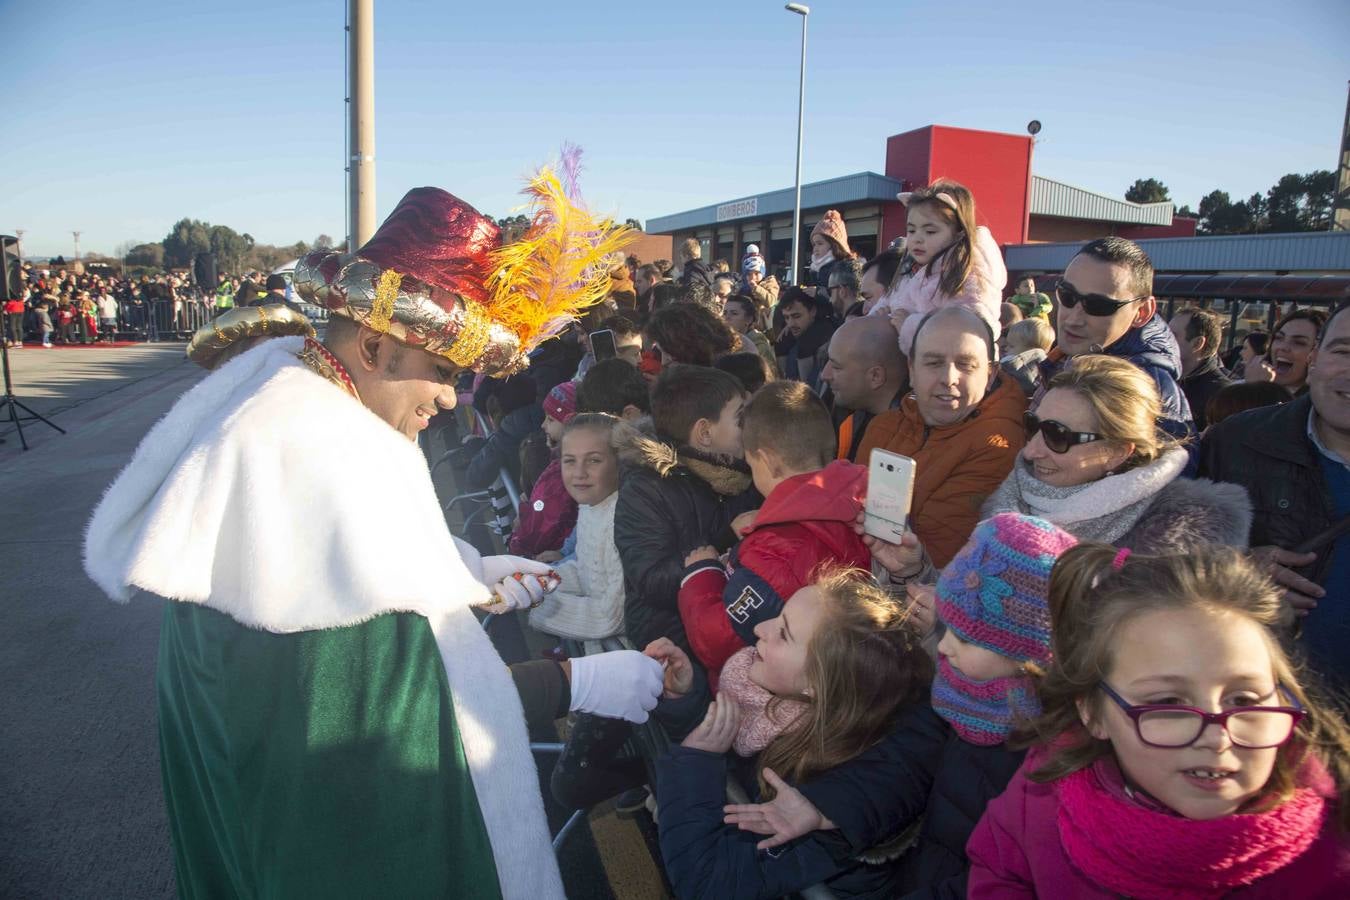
83 171 665 899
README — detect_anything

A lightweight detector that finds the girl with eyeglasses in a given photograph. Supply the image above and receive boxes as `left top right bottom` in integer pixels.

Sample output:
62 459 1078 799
983 355 1249 554
967 543 1350 898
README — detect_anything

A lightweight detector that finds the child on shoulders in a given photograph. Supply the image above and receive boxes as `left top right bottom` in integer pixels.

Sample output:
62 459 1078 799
869 179 1007 356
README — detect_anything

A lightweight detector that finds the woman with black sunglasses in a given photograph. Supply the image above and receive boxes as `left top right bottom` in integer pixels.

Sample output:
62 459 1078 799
982 355 1249 554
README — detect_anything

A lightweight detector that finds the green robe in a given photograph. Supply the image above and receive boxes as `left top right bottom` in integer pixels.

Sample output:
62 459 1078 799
157 601 501 899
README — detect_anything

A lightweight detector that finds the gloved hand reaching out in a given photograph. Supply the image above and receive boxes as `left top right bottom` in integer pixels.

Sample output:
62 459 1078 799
476 554 559 614
568 651 664 724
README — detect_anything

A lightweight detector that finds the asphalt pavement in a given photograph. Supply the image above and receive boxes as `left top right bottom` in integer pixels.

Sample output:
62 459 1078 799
0 342 668 899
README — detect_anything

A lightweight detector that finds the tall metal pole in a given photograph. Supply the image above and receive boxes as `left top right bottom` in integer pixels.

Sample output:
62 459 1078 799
786 5 809 286
348 0 377 248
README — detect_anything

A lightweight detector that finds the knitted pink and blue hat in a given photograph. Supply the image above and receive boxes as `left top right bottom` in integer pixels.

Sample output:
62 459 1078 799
935 513 1078 665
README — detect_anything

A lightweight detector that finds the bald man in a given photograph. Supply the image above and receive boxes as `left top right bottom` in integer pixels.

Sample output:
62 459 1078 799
819 315 908 461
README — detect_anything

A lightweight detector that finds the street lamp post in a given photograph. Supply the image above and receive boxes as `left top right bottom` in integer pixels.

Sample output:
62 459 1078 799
785 3 809 286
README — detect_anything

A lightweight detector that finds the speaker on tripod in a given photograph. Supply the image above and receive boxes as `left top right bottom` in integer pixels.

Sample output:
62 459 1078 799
1 234 66 450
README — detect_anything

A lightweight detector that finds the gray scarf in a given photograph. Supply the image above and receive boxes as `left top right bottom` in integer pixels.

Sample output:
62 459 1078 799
982 450 1189 545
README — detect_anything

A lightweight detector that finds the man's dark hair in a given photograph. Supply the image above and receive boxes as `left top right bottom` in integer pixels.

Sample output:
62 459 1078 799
650 364 744 445
1205 381 1292 428
908 305 997 363
1176 308 1223 359
637 263 662 283
603 314 639 339
861 249 904 292
1072 237 1154 299
1243 331 1269 356
778 286 816 314
827 257 862 291
714 351 774 394
724 294 757 322
646 303 736 366
578 358 650 415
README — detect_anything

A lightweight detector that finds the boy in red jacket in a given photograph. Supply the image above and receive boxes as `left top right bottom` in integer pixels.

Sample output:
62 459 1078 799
679 380 870 678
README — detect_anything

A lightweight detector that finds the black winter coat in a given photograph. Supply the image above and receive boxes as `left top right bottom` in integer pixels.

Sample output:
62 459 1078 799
895 728 1025 900
679 259 714 290
1199 393 1334 587
1179 354 1233 430
614 436 760 651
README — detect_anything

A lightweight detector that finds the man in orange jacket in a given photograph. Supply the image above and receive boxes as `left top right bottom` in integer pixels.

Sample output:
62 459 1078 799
855 306 1027 573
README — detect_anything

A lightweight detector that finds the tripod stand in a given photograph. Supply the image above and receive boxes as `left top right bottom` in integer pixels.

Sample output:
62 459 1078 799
2 334 66 450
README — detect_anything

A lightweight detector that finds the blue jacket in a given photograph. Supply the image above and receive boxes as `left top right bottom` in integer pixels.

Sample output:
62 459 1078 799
1039 313 1194 439
656 703 946 900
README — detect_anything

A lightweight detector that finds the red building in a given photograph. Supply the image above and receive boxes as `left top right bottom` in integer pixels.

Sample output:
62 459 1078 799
646 123 1196 276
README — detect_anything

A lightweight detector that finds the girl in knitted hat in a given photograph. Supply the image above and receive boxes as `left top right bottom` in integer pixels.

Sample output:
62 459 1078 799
869 179 1007 358
717 513 1079 897
808 210 857 305
968 543 1350 898
649 567 935 899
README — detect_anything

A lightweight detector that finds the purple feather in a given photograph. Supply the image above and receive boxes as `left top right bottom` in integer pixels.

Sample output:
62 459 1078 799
559 142 584 202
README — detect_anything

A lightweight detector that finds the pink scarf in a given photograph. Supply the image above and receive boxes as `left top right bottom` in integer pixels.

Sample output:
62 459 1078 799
1056 754 1332 899
717 647 809 757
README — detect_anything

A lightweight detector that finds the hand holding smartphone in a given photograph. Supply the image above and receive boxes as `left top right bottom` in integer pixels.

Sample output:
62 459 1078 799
864 449 916 543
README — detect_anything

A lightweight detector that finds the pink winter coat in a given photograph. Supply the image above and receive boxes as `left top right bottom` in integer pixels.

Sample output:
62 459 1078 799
871 225 1006 354
966 756 1350 899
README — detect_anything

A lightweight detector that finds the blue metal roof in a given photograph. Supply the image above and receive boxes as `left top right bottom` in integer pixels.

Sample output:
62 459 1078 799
646 172 904 234
1005 231 1350 274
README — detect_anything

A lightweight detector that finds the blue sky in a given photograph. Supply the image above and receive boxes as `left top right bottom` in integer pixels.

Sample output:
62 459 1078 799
2 0 1346 258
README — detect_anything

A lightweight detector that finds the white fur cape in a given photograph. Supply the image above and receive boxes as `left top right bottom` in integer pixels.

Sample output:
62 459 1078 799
83 336 562 900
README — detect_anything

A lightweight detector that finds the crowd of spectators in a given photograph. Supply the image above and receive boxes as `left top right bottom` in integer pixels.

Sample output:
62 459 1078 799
2 261 291 348
436 187 1349 898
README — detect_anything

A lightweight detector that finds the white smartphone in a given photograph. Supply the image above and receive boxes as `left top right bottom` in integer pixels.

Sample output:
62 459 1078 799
864 448 916 543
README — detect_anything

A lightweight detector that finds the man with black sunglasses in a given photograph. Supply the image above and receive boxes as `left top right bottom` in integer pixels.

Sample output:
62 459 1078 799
1038 237 1193 440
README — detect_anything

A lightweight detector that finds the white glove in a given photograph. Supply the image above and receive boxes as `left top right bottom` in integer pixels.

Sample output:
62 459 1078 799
482 554 552 584
569 651 664 724
478 554 558 614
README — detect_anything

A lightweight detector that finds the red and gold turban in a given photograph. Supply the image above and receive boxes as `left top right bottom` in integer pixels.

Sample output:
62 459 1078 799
295 168 631 376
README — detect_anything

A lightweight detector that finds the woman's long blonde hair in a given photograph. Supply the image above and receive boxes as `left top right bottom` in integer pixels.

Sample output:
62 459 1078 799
1023 543 1350 829
757 568 933 798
